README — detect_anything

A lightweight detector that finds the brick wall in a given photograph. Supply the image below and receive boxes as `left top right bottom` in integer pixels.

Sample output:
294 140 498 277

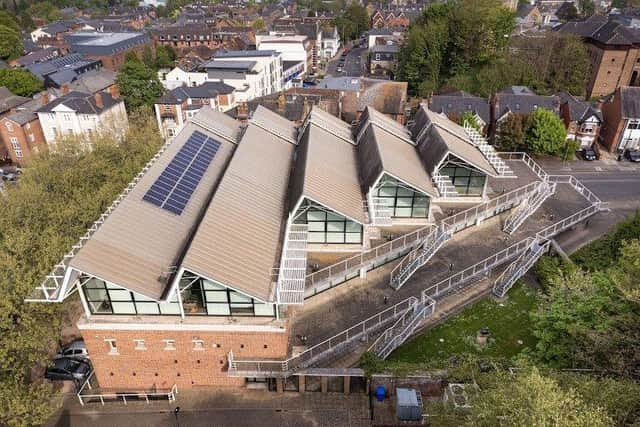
588 46 640 98
81 327 289 390
0 118 46 164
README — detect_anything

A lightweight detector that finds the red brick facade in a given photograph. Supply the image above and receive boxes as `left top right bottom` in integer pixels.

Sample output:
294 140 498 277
0 117 47 165
81 326 289 390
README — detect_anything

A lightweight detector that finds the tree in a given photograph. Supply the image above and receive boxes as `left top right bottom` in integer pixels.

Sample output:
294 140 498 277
495 113 527 151
0 24 23 60
26 1 61 22
558 3 579 21
155 45 176 69
0 110 163 427
252 17 265 31
524 108 567 155
0 10 20 32
0 69 43 96
334 3 368 42
116 59 164 111
470 368 613 426
141 45 155 69
578 0 595 16
459 111 481 132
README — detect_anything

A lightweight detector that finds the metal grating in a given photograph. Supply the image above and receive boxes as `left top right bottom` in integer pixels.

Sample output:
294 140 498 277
143 130 220 215
276 224 308 305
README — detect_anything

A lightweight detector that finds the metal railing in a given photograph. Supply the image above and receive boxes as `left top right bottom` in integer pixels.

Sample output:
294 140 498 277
27 137 177 303
389 224 451 290
463 124 513 176
503 181 556 235
77 371 178 406
433 172 458 198
227 296 418 377
493 239 550 298
305 180 543 298
276 223 308 305
368 296 436 359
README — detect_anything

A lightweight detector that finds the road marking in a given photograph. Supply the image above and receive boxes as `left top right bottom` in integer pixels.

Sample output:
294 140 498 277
595 167 603 171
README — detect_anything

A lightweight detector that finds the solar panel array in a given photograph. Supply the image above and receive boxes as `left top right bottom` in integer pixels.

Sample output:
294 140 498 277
143 130 221 215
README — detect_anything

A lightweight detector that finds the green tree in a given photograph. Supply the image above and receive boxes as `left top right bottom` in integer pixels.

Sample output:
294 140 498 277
141 45 155 69
334 3 368 42
579 0 595 16
558 3 579 21
459 111 481 132
116 59 164 111
252 17 265 31
495 113 527 151
0 68 43 96
0 10 20 32
0 110 163 427
470 368 612 426
0 24 22 60
26 1 61 22
155 45 176 69
524 108 567 155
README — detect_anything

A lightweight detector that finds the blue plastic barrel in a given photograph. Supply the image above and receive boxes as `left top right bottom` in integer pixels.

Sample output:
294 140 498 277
375 386 386 402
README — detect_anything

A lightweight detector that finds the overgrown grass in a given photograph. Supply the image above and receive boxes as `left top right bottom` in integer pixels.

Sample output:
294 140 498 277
386 284 538 364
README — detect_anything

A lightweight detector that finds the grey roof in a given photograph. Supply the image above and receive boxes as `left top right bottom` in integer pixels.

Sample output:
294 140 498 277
370 44 400 53
498 86 536 95
214 49 278 58
413 106 498 177
16 48 59 67
0 87 31 114
282 60 302 71
63 69 117 94
558 91 602 123
5 110 38 125
429 92 490 124
67 32 151 56
368 28 395 36
48 69 79 87
619 86 640 119
26 53 87 80
494 89 560 120
40 21 73 35
203 60 257 71
159 82 236 104
317 76 362 92
556 14 640 45
36 91 120 114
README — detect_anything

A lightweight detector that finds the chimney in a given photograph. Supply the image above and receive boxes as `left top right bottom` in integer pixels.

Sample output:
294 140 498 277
278 92 286 113
41 92 50 105
237 102 249 120
61 84 69 95
94 92 104 109
109 84 120 99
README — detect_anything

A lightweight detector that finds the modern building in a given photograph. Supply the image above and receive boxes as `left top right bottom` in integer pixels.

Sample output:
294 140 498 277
256 35 312 75
154 82 237 139
600 86 640 152
66 32 153 71
29 104 507 392
557 15 640 98
27 53 103 89
558 91 602 148
36 91 128 149
204 50 283 102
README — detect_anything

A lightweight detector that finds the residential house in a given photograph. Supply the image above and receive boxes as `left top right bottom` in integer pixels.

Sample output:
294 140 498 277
154 82 236 139
600 86 640 152
161 66 209 90
151 24 248 57
66 32 153 71
369 44 400 78
30 21 77 43
0 99 47 164
36 91 128 149
558 91 602 148
366 28 403 50
428 91 491 133
370 10 410 29
12 47 60 67
516 3 542 32
556 15 640 98
320 28 340 60
491 86 560 137
0 87 30 119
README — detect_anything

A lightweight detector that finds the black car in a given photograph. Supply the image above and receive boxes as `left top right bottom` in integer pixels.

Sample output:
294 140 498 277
45 357 91 384
624 149 640 162
580 147 597 161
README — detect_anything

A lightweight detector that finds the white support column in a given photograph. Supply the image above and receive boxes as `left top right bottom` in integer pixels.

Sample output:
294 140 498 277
77 279 92 319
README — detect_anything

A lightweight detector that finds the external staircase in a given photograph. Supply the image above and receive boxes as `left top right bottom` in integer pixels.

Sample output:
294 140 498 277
276 224 308 305
463 123 514 177
503 181 556 234
492 239 550 298
433 172 458 198
389 224 452 290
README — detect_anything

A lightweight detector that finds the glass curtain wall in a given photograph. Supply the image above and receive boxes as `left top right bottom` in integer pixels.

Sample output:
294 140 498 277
293 200 363 244
83 277 181 315
374 175 430 218
438 154 487 196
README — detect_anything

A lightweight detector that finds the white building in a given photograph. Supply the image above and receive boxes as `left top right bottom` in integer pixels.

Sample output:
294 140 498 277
256 35 311 74
160 66 208 90
320 28 340 60
204 50 283 103
36 91 128 149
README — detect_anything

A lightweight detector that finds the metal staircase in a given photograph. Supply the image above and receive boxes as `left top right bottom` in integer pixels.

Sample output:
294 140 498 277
492 239 549 298
463 123 514 177
389 224 452 290
276 224 308 305
503 181 556 235
368 197 393 226
433 172 459 198
368 296 436 359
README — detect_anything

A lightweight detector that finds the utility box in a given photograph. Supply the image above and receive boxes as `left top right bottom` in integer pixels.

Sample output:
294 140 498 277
395 387 423 421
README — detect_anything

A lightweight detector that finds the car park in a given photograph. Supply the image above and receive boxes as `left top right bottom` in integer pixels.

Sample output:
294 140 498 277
45 357 91 385
624 149 640 162
55 340 89 360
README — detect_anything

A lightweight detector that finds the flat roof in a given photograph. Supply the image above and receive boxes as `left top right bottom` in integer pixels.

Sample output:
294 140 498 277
179 107 296 302
69 110 240 300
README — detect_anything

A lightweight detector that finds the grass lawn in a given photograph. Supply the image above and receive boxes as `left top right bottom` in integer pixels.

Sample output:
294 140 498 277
387 283 538 364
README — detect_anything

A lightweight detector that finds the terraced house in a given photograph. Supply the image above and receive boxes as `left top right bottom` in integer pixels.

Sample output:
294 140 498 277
28 104 520 392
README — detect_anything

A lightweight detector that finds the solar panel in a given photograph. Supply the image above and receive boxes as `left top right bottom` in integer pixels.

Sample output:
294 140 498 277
143 130 221 215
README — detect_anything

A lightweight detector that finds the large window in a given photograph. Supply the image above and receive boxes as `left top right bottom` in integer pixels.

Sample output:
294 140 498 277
294 203 363 244
83 277 181 315
374 176 429 218
180 274 275 317
439 155 486 196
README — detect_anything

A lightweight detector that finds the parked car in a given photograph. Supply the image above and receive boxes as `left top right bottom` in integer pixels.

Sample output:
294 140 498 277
624 149 640 162
580 147 597 161
45 357 91 384
55 340 89 360
2 173 17 182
